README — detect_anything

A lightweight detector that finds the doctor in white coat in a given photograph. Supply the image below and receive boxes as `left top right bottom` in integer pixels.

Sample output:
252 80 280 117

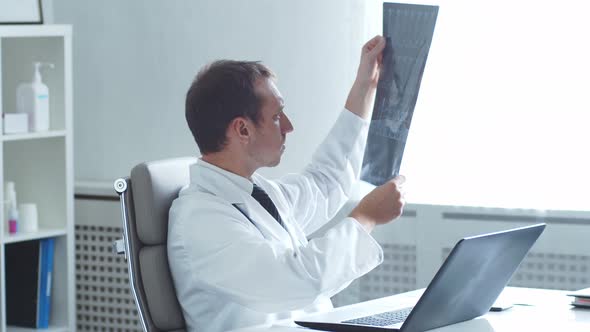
168 35 406 332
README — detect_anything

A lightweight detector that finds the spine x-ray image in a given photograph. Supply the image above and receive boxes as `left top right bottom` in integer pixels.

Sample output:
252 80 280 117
361 3 438 185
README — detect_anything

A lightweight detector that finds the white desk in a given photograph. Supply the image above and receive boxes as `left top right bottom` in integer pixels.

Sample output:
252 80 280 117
229 287 590 332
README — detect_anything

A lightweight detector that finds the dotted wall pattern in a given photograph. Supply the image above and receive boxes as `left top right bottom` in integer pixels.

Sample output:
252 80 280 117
333 244 417 307
441 248 590 291
511 252 590 290
75 224 588 324
75 225 142 332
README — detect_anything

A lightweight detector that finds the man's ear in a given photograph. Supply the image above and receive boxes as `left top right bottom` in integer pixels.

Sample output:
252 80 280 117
229 117 251 143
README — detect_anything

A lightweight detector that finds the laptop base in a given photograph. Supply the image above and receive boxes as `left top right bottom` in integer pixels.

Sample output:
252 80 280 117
295 321 400 332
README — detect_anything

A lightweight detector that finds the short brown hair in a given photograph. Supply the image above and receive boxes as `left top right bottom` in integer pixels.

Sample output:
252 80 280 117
185 60 274 154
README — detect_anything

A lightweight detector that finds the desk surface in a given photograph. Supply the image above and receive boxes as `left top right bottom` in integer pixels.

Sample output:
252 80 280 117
229 287 590 332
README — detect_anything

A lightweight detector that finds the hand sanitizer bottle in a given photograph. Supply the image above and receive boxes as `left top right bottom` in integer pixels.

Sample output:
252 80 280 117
16 62 55 132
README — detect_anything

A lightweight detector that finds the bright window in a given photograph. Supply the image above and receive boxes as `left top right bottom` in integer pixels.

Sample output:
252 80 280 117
383 0 590 210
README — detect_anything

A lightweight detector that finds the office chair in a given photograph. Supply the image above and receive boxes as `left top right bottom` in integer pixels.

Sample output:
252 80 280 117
113 157 198 332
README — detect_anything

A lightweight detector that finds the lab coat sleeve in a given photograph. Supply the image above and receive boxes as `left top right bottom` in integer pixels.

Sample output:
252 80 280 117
275 110 369 235
170 199 382 314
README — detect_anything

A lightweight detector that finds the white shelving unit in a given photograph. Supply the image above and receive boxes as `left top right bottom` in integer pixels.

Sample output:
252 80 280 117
0 25 74 332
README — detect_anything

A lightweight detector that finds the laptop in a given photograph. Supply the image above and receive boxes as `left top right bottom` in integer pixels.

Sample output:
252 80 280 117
295 223 546 332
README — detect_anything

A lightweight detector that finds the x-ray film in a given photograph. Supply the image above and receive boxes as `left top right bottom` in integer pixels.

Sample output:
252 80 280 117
361 3 438 185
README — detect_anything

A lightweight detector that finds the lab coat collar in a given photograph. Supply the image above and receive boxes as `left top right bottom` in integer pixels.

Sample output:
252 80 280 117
191 159 253 204
191 159 294 246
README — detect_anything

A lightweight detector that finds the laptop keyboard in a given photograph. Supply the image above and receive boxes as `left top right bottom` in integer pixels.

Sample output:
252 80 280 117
342 307 413 327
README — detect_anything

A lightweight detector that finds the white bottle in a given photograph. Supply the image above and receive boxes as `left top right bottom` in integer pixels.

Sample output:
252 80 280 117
16 62 54 132
4 182 18 234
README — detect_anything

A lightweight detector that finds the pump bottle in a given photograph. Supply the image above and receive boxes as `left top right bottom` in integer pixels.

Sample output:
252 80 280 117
16 62 54 132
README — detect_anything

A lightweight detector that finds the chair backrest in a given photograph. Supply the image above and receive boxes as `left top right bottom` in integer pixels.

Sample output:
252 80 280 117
117 157 198 332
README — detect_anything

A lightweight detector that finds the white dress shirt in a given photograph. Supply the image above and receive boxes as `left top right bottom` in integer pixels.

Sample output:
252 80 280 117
168 110 383 332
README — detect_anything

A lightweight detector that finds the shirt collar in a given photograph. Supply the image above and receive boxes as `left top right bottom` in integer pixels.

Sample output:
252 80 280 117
190 159 254 203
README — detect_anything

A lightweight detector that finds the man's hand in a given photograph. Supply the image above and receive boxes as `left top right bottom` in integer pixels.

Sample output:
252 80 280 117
345 35 386 119
349 175 406 233
357 35 386 88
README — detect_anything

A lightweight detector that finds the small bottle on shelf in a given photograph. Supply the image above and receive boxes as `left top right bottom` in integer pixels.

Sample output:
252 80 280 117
4 181 19 234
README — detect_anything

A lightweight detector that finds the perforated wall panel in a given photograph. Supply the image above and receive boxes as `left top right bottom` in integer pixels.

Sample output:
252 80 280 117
75 225 142 332
511 252 590 290
333 243 417 307
442 248 590 291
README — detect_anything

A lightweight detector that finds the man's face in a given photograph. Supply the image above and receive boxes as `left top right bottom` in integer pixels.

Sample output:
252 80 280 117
248 77 294 168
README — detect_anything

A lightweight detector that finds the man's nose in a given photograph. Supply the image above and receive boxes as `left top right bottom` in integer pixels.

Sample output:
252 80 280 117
281 114 294 133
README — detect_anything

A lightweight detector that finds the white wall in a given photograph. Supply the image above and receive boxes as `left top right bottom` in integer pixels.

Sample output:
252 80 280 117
56 0 590 210
52 0 381 183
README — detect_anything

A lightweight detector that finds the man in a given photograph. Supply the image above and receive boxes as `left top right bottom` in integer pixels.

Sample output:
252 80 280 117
168 35 405 332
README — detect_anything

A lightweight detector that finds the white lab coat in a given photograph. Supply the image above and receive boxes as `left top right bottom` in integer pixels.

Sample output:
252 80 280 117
168 110 383 332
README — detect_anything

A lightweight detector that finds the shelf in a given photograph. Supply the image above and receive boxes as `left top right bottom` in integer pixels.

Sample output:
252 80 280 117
7 325 68 332
2 130 67 142
2 228 68 244
1 24 74 332
0 25 71 38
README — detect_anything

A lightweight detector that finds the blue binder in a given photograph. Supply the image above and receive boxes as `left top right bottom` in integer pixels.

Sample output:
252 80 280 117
38 238 55 328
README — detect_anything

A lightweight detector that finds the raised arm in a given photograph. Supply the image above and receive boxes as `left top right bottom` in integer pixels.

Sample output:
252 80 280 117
345 35 386 120
274 36 389 235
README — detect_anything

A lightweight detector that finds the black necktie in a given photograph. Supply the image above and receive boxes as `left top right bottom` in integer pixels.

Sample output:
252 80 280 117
251 184 283 226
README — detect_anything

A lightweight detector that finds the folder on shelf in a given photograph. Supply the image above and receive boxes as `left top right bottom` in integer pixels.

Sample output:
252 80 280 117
568 287 590 308
5 237 55 328
41 237 55 327
38 237 55 328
